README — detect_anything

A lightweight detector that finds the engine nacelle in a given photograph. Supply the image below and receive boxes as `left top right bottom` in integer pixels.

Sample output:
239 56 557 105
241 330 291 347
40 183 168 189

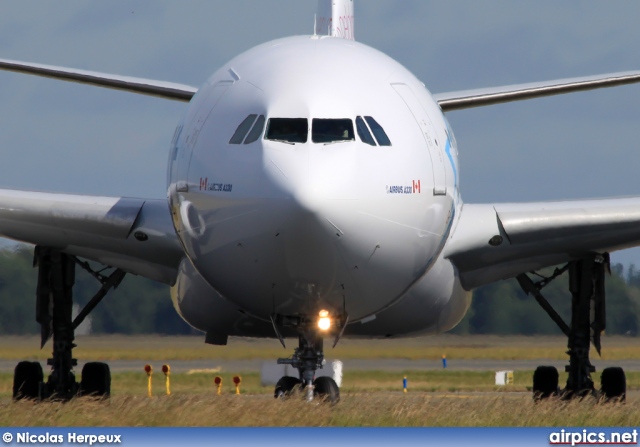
170 258 274 344
345 256 471 337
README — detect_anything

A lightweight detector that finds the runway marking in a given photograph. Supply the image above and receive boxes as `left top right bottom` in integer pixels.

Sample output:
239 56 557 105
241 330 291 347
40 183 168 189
186 368 222 374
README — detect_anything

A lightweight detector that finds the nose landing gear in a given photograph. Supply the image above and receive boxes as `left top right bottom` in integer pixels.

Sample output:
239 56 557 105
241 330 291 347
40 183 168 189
272 313 346 404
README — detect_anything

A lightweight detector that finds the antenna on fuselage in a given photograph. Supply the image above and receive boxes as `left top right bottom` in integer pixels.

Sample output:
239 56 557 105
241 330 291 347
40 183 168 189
313 14 317 37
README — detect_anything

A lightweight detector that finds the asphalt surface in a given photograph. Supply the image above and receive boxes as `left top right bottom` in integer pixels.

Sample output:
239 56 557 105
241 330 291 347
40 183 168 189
3 358 640 373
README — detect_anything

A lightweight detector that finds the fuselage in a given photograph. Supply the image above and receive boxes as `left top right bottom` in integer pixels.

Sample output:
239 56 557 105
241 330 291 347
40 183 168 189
167 35 469 335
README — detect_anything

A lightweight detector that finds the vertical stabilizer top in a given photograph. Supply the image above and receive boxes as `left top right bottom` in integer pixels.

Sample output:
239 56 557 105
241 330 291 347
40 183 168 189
316 0 354 40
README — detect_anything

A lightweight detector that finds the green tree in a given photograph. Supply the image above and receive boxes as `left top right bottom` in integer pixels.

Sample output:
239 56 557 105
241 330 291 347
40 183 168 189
0 247 39 334
0 245 639 336
0 246 193 335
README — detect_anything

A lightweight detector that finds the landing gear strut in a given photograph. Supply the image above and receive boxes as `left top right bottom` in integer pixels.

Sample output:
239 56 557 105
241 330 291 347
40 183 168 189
272 313 344 404
517 253 625 401
12 247 125 400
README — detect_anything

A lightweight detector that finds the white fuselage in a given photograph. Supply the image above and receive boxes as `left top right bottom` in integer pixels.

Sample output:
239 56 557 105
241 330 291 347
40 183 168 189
168 36 470 337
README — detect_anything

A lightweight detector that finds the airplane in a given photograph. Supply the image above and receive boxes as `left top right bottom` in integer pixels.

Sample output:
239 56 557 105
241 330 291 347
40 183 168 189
2 0 640 403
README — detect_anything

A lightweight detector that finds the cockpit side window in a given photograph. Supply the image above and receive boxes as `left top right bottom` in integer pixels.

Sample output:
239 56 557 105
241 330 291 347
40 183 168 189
355 116 376 146
243 115 266 144
229 114 257 144
265 118 308 144
312 119 355 144
364 116 392 146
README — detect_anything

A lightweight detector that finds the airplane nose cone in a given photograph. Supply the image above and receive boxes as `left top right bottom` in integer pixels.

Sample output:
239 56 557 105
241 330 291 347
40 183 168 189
260 144 358 306
290 183 329 217
271 144 350 240
265 143 358 215
180 140 444 322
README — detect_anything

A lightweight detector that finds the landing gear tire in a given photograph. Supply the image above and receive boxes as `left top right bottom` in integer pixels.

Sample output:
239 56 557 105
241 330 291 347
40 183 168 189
313 376 340 405
13 361 43 400
532 366 559 400
600 367 626 402
79 362 111 398
274 376 302 399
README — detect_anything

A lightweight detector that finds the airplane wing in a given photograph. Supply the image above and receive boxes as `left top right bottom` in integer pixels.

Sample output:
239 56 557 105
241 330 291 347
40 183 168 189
5 60 639 110
0 189 183 285
444 197 640 290
434 71 640 111
0 58 197 102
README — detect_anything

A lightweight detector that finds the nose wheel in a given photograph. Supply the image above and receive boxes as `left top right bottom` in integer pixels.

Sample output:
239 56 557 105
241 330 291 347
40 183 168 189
274 376 302 398
312 376 340 403
272 314 344 404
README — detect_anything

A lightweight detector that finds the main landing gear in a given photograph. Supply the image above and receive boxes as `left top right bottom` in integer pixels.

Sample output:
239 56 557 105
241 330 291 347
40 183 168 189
272 312 346 404
12 247 125 401
517 253 626 402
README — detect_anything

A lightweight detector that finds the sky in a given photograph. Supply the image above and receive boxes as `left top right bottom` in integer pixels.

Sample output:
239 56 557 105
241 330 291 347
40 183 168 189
1 1 640 265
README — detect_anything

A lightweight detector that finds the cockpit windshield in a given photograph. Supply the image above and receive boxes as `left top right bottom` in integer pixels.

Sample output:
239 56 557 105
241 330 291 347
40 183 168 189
312 119 354 144
265 118 308 144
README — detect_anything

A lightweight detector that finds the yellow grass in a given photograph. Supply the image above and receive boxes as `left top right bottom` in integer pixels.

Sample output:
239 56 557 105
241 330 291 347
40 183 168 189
0 394 637 427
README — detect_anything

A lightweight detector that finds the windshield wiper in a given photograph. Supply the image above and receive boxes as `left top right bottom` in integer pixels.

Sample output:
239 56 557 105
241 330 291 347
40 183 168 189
268 139 295 145
324 139 353 146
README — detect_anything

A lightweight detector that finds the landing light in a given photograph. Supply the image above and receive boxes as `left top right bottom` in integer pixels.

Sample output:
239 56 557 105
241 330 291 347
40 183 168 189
318 310 331 331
